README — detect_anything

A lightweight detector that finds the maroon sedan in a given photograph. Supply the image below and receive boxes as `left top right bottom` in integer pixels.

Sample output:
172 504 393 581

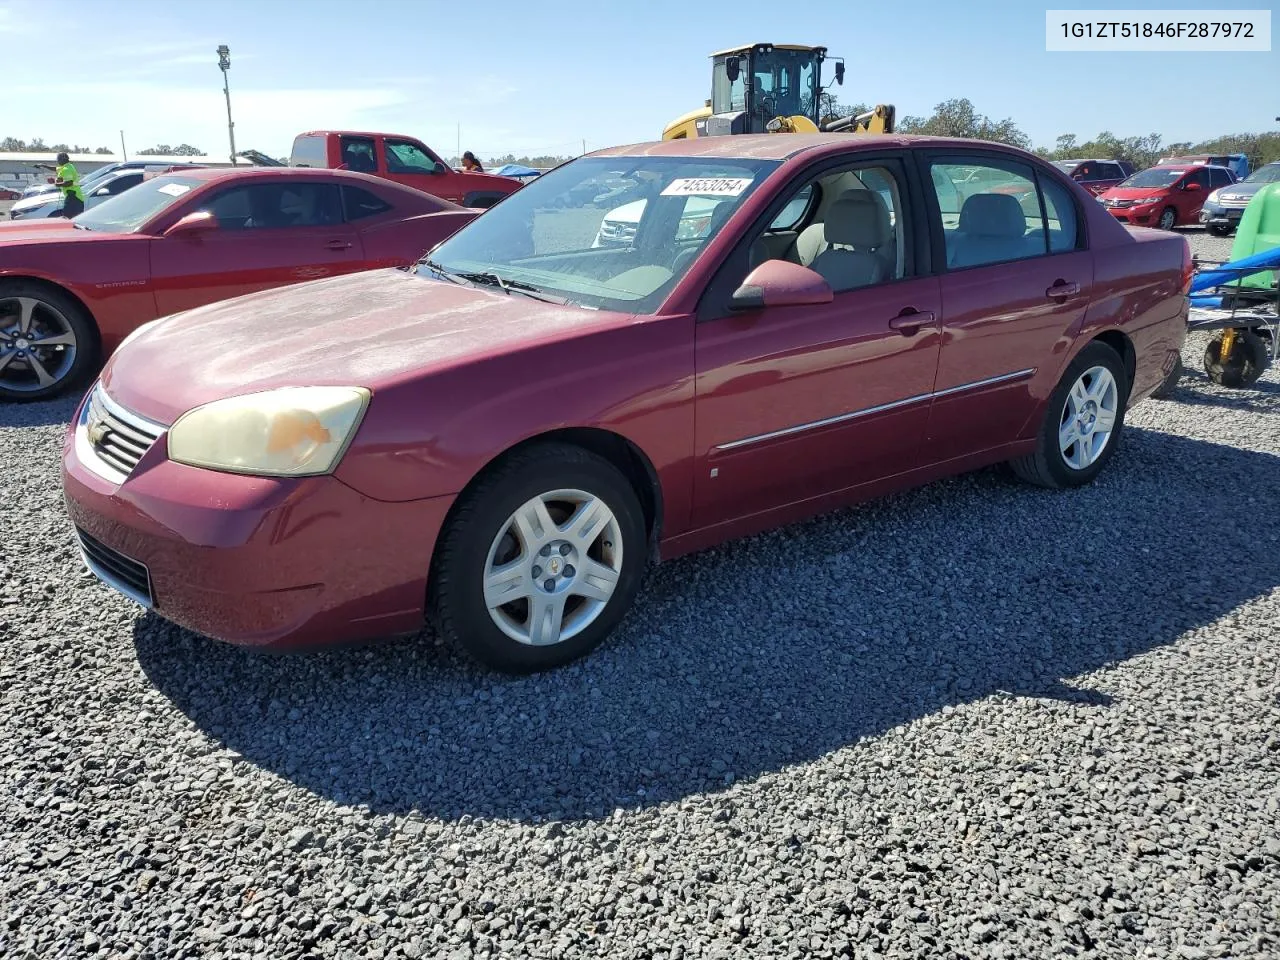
0 167 476 400
62 134 1191 673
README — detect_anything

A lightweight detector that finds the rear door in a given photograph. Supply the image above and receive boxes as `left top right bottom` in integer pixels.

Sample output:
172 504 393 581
150 180 364 316
919 151 1093 462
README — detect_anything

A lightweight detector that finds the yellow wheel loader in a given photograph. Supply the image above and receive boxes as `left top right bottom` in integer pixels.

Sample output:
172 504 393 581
662 43 895 140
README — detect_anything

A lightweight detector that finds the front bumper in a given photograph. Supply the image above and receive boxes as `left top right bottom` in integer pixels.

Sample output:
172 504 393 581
61 389 454 650
1105 204 1161 226
1198 203 1247 226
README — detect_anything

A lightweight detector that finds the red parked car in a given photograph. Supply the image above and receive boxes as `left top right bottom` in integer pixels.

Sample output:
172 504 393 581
0 167 477 400
62 135 1191 673
1098 163 1236 230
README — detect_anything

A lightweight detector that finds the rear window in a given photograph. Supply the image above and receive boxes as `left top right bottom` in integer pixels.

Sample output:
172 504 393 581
290 135 328 169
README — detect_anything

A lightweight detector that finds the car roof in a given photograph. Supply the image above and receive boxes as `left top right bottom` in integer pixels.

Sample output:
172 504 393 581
153 166 386 185
293 130 415 141
588 133 1033 163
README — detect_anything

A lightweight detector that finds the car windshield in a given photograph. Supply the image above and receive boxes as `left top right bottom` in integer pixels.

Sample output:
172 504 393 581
418 155 780 314
1244 164 1280 184
72 175 203 233
1118 168 1184 189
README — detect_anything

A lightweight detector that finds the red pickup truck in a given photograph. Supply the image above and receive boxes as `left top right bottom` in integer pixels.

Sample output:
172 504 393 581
289 130 521 209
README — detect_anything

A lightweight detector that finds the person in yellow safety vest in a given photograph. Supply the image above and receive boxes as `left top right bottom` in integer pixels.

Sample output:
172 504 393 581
52 152 86 218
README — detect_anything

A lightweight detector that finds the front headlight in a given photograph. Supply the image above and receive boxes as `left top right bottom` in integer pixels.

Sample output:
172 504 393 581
1205 188 1222 204
168 386 371 477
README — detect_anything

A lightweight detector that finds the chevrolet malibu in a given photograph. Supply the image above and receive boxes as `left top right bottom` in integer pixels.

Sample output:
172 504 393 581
62 134 1191 673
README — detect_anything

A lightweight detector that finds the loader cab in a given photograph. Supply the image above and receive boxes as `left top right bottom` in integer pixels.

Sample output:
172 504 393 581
703 44 833 137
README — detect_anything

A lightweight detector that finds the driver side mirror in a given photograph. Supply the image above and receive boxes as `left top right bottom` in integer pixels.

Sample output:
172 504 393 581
834 61 845 85
430 160 447 175
729 259 833 311
163 210 219 239
1183 181 1201 192
726 57 740 82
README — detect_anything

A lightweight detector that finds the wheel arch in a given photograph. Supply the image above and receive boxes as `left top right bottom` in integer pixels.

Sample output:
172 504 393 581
0 274 100 350
423 427 666 624
1090 328 1136 393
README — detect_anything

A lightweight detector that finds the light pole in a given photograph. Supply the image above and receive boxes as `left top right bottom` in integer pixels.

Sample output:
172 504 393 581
217 45 237 165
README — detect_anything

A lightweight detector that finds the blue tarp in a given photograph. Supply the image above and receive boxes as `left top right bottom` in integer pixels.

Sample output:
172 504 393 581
1190 246 1280 294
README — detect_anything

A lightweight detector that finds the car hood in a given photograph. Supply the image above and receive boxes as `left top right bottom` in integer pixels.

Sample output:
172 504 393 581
1101 187 1172 201
101 268 633 424
0 220 108 247
1215 181 1268 201
10 193 61 213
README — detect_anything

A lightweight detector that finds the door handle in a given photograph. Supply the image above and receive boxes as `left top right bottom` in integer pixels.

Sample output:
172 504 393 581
326 239 353 250
888 309 935 336
1046 280 1081 299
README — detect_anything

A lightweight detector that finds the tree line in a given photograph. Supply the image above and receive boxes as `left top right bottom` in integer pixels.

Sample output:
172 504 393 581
8 101 1280 170
1 137 204 156
824 98 1280 171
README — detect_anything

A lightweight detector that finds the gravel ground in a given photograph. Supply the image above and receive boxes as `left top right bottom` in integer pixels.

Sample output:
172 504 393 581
2 229 1278 960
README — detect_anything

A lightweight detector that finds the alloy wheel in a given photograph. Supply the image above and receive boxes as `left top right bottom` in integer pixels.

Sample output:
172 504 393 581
0 296 78 394
1058 365 1119 470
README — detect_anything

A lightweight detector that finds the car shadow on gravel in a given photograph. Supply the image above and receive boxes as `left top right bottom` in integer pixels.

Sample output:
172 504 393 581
0 395 82 429
133 427 1280 823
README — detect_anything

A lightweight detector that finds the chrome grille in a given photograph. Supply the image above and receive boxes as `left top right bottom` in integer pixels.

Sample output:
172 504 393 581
75 526 153 607
597 220 637 245
80 386 163 480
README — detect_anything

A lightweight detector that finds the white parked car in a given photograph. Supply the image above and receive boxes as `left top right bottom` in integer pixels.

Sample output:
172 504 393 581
593 195 727 247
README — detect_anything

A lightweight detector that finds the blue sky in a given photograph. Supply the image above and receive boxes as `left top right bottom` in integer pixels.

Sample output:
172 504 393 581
1 0 1275 159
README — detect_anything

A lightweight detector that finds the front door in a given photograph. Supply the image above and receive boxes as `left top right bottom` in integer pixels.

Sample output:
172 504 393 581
380 137 461 203
693 155 942 529
150 181 364 316
920 153 1094 462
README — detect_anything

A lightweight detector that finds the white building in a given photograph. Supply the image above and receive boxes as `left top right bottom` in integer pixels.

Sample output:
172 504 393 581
0 152 237 192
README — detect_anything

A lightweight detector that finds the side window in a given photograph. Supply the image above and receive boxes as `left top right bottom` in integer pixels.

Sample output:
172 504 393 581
106 174 141 195
200 183 343 230
339 136 378 174
1099 163 1121 180
779 163 907 293
769 183 815 231
290 135 329 169
1188 168 1211 189
1209 167 1232 188
1039 177 1079 253
342 185 393 221
1077 162 1097 181
929 158 1046 269
385 140 438 175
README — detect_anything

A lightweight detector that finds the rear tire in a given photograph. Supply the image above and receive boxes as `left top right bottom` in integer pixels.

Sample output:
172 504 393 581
1009 341 1129 490
1203 331 1267 388
0 281 99 402
430 443 647 674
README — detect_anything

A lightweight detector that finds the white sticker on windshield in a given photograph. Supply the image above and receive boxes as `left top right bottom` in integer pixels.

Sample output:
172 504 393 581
157 183 191 197
660 177 753 198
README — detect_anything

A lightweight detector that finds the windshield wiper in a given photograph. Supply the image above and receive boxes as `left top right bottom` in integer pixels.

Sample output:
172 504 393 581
418 257 466 284
454 271 573 305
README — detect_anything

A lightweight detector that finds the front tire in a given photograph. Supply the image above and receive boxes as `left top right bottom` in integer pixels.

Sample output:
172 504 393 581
1009 341 1129 489
0 281 98 401
430 443 647 673
1207 224 1233 238
1158 207 1177 230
